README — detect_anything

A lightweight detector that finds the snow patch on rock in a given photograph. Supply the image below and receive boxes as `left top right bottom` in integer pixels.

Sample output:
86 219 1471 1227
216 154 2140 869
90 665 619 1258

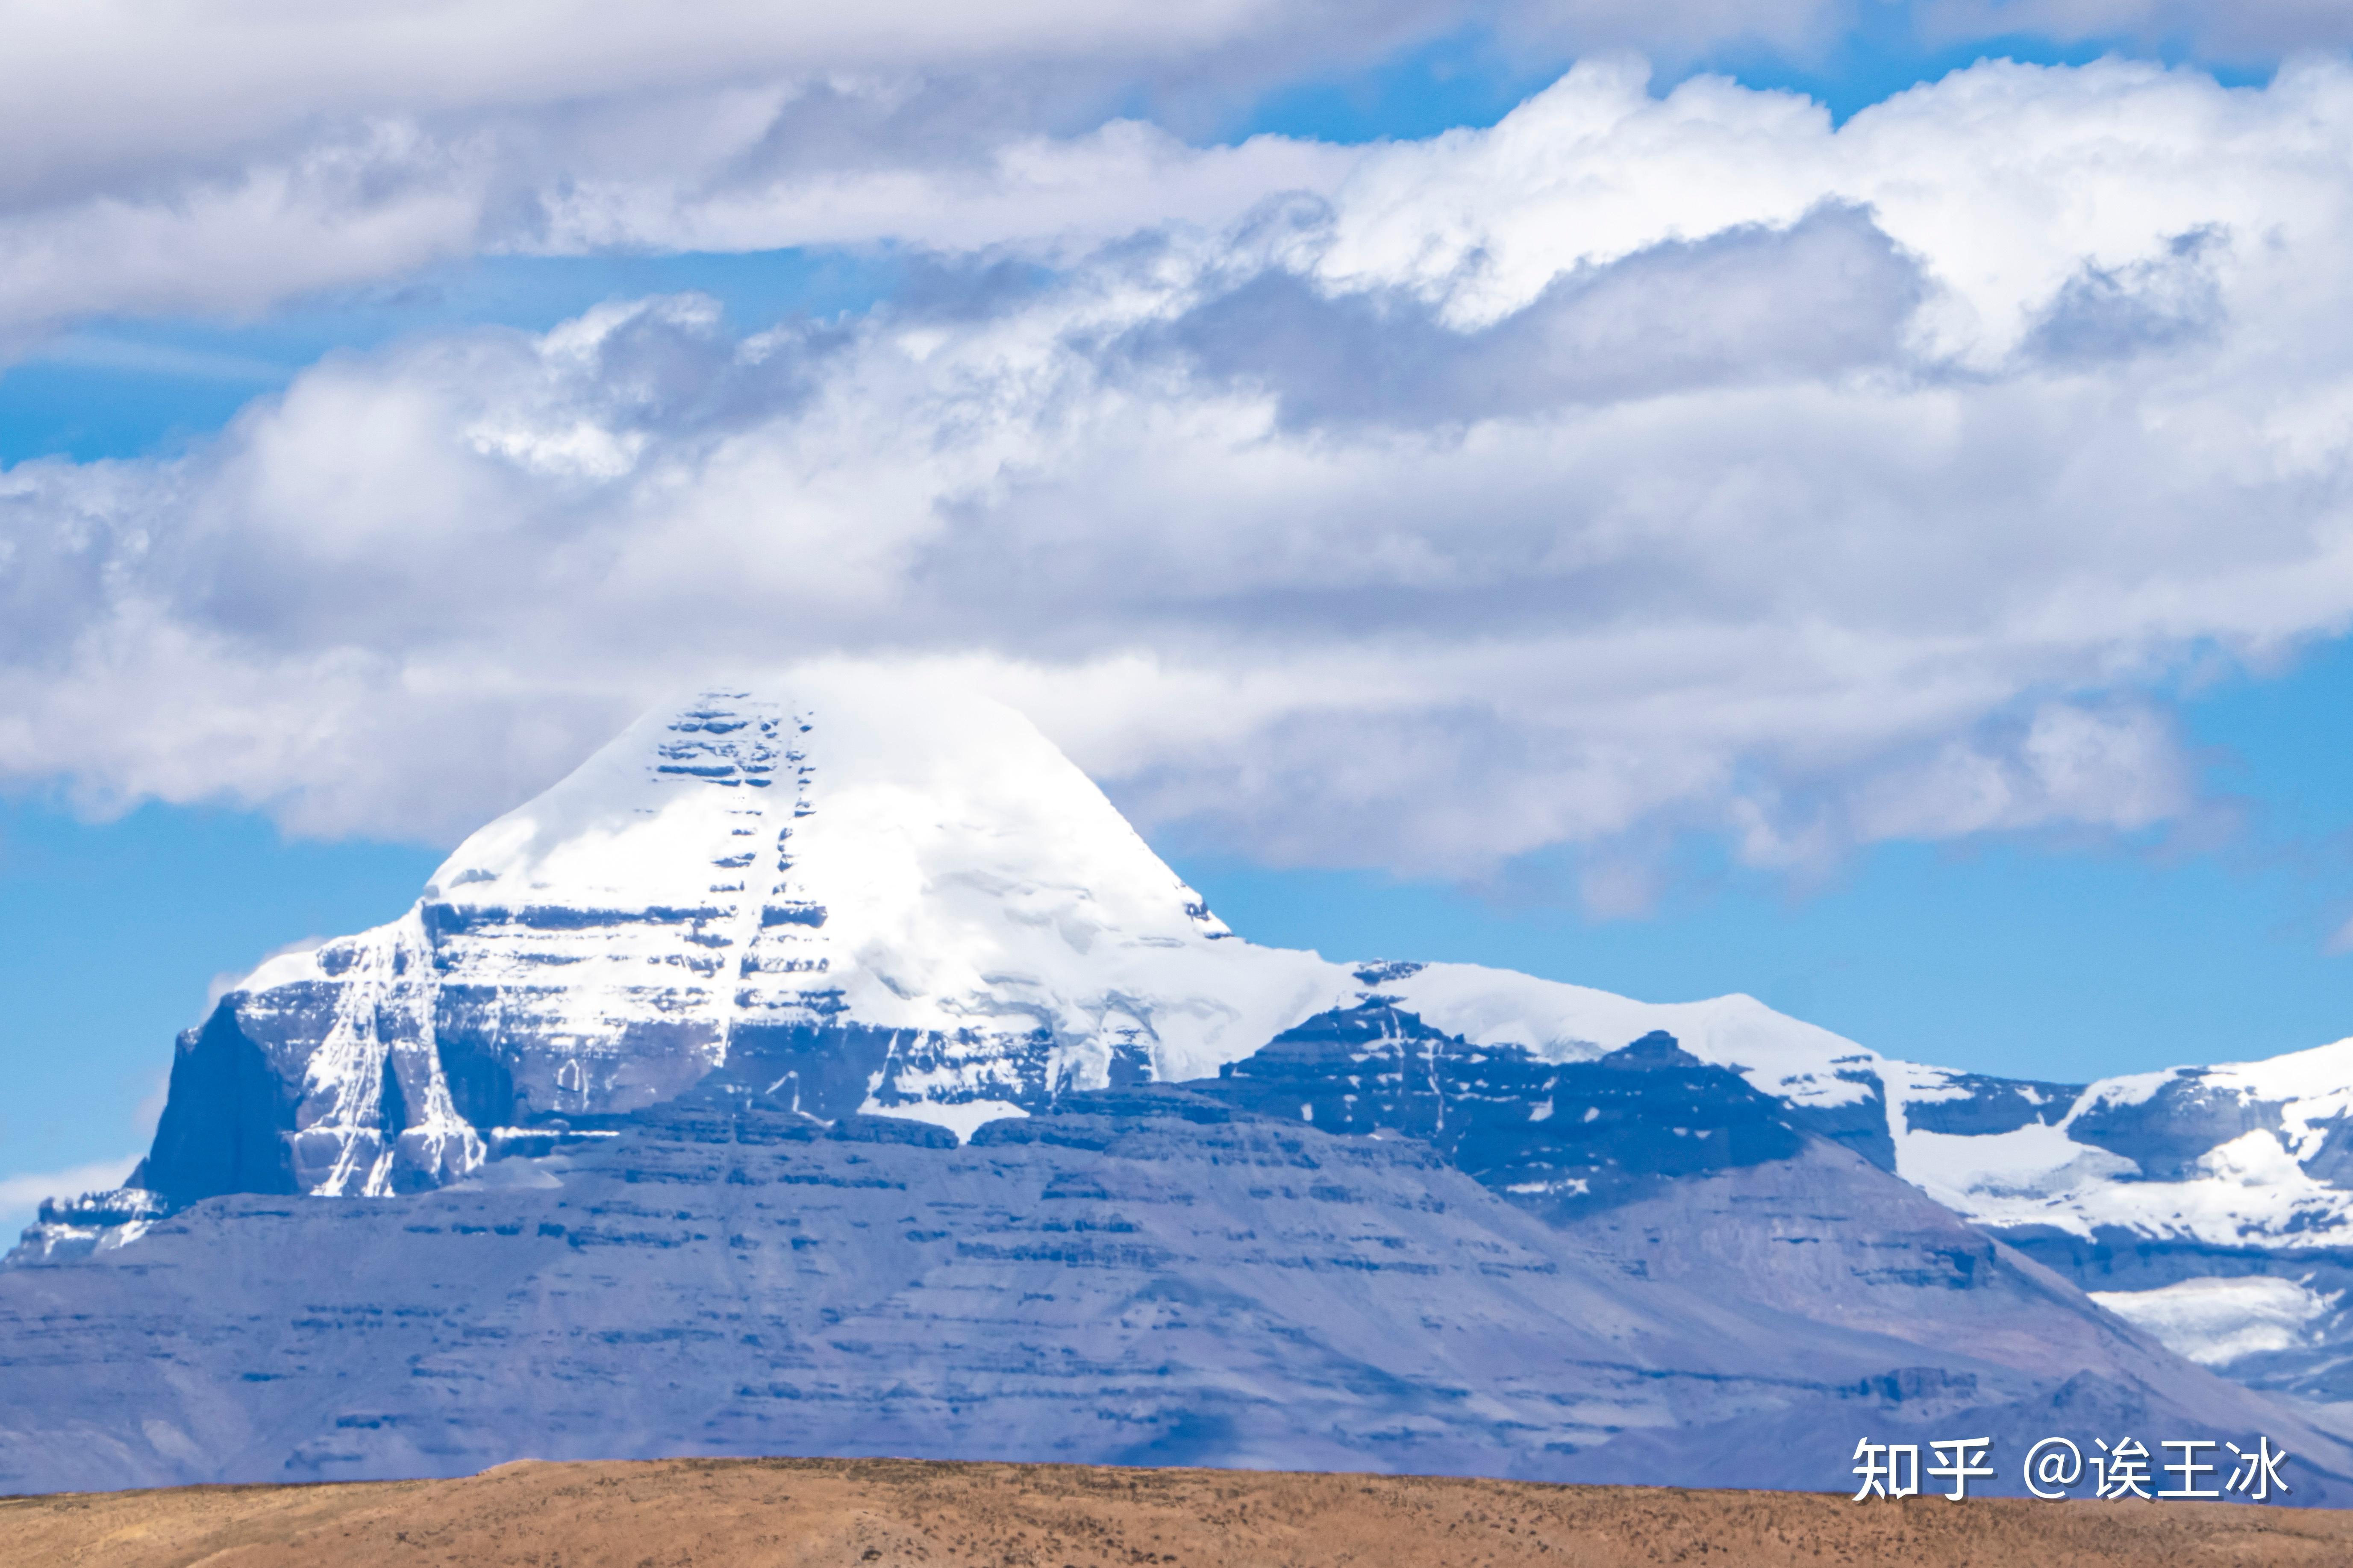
2091 1275 2341 1367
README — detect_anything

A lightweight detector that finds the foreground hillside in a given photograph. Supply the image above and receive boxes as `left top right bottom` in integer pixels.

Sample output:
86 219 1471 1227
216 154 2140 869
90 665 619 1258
12 1456 2353 1568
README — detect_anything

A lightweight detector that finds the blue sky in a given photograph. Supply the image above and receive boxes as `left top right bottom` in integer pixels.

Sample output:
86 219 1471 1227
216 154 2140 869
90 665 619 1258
8 3 2353 1217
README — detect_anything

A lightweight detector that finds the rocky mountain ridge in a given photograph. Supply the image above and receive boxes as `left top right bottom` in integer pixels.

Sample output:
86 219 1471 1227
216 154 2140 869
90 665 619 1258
12 677 2353 1483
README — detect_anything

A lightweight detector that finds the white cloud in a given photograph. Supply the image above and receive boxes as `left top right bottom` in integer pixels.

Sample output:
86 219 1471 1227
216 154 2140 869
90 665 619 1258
0 6 2329 347
533 120 1368 261
0 116 1368 349
0 122 488 343
0 3 1838 203
7 56 2353 902
0 0 1847 346
1315 56 2353 363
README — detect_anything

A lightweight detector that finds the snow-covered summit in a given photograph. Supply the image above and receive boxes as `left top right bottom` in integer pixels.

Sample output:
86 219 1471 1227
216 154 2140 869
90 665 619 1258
224 678 1342 1153
416 676 1365 1119
130 677 1899 1204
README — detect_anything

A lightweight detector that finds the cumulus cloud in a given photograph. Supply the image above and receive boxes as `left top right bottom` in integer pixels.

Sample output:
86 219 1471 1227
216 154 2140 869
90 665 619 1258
0 111 1363 349
7 56 2353 903
3 1 2329 346
0 2 1841 200
0 0 1859 346
1144 201 1922 427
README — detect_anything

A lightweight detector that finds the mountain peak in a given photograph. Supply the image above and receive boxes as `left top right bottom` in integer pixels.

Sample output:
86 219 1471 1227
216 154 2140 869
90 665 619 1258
412 679 1330 1104
152 681 1353 1201
109 676 1891 1213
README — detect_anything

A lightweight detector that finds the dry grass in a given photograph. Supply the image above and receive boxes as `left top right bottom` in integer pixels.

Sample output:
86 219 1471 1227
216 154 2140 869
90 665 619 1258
7 1456 2350 1567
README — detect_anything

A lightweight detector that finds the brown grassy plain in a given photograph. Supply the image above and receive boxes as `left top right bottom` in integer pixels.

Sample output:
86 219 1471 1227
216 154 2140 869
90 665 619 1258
8 1456 2351 1568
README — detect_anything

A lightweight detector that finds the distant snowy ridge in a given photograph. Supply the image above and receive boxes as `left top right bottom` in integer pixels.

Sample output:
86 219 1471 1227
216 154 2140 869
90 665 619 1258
1875 1043 2353 1397
1888 1040 2353 1251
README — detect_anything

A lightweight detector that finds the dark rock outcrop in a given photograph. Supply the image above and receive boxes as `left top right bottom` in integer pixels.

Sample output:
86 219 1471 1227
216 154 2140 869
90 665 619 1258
1209 1006 1803 1220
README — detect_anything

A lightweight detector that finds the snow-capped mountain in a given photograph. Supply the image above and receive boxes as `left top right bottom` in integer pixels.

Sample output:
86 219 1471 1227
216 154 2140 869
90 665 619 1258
14 676 2353 1451
131 678 1341 1203
1874 1048 2353 1407
1887 1044 2353 1251
105 679 1906 1213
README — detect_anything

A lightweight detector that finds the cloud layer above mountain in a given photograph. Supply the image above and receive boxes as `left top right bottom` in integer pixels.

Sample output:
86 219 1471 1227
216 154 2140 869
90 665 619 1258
8 41 2353 900
0 0 1845 345
13 2 2353 346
